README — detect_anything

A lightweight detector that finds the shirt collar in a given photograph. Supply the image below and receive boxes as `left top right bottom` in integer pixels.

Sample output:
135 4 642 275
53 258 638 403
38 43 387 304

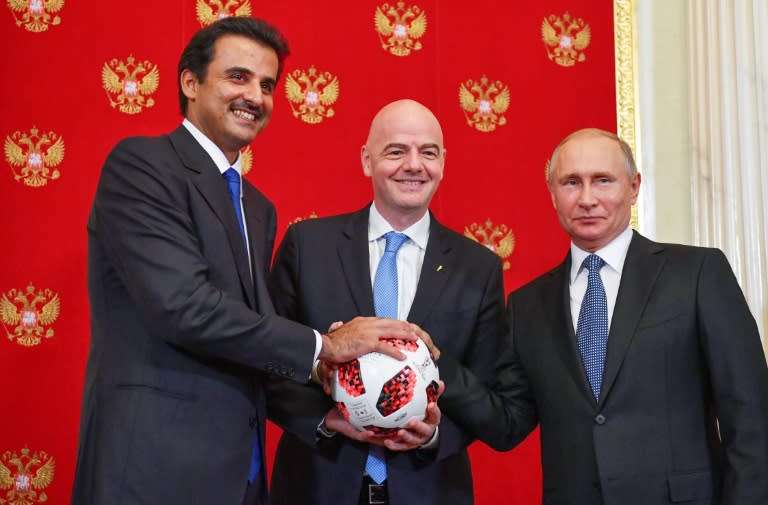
368 203 430 250
182 119 243 176
569 226 633 284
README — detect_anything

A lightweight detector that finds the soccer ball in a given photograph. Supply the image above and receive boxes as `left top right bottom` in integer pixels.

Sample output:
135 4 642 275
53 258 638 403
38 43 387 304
331 338 440 435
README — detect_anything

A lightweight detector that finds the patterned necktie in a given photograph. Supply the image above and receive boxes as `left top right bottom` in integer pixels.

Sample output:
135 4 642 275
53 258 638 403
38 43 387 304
224 168 260 482
576 254 609 401
223 168 247 250
366 231 409 484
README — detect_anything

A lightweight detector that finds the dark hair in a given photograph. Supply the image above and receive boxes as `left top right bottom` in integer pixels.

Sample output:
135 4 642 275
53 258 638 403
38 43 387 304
177 17 290 115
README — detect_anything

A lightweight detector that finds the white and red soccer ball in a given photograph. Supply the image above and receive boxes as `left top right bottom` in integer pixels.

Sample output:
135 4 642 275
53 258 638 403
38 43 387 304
331 338 440 435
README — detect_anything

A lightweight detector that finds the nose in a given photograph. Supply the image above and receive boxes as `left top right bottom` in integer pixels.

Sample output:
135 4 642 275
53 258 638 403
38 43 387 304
403 149 422 171
578 182 597 208
243 83 265 107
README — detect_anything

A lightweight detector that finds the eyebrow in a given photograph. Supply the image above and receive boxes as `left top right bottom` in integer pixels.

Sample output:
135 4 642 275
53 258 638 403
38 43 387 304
383 142 442 152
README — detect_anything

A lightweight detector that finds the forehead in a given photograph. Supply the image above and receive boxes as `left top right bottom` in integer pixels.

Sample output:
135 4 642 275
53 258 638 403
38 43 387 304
555 134 624 174
209 34 278 70
370 108 442 147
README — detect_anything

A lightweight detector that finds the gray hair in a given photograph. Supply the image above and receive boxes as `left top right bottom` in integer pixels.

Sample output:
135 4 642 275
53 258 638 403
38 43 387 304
548 128 637 185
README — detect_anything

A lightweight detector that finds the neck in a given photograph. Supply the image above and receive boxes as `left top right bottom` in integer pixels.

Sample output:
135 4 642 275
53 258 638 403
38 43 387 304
377 207 427 232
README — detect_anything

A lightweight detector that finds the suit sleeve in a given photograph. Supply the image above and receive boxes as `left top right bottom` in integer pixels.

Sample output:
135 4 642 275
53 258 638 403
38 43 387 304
436 256 537 454
92 139 315 378
697 249 768 505
438 287 538 452
266 224 334 446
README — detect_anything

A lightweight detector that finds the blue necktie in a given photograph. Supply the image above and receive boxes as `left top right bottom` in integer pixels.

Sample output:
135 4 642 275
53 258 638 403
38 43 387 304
366 231 409 484
223 168 260 482
576 254 609 401
223 168 247 248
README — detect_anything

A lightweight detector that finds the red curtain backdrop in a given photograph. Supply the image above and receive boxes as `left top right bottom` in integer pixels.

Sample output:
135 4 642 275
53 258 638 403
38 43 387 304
0 1 615 503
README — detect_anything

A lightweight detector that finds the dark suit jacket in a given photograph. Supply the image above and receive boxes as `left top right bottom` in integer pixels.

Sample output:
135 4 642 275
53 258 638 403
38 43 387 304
265 207 506 505
441 231 768 505
72 126 316 505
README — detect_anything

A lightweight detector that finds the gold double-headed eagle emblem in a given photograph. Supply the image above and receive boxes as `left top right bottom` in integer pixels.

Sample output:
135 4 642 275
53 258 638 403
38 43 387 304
6 0 63 32
0 447 55 505
464 220 515 271
284 66 339 124
541 12 591 67
195 0 251 26
4 127 64 187
374 2 426 57
459 76 510 133
0 284 60 347
101 55 160 115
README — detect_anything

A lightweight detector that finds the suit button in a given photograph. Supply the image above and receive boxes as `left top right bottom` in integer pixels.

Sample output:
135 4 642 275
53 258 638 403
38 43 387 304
249 416 257 428
594 413 606 425
266 362 274 372
287 367 295 377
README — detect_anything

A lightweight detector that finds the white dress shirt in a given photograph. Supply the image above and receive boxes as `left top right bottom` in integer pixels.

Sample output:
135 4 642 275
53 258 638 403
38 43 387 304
367 203 430 320
569 226 633 332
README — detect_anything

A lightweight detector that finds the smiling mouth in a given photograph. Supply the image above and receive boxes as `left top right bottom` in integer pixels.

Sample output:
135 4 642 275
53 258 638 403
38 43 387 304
394 179 426 186
232 109 257 121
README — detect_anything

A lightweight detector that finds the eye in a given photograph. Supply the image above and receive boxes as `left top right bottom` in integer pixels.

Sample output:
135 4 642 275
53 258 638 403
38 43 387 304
422 150 438 159
261 81 275 94
230 72 245 81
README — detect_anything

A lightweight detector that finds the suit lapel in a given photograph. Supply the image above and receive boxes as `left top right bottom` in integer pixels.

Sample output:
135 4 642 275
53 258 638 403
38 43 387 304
242 188 273 314
169 126 256 309
551 256 596 404
338 208 375 315
407 217 451 326
598 232 665 407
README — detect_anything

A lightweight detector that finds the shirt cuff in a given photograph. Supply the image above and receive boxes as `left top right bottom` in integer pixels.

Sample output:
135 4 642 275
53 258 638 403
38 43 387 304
309 330 323 380
420 425 439 450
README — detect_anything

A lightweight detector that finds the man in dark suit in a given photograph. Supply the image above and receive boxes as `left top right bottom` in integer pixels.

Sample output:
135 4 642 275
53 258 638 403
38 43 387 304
266 99 507 504
440 128 768 505
71 18 417 505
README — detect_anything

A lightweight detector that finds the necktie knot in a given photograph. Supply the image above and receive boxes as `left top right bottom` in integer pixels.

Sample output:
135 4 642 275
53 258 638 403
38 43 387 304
383 231 409 253
223 167 240 192
583 254 605 273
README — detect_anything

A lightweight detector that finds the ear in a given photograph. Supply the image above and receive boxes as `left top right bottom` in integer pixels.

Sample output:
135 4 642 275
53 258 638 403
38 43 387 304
180 69 199 103
630 172 641 204
361 145 372 176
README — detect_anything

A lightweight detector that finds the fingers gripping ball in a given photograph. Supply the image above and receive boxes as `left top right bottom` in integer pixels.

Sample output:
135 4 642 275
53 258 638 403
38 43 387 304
332 338 440 435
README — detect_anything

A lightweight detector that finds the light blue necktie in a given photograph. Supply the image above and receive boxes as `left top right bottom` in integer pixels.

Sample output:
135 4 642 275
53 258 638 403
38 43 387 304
576 254 609 401
366 231 409 484
223 168 260 482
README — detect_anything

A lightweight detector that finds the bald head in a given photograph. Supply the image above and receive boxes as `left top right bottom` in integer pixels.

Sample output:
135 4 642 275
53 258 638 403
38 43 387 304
366 99 444 148
361 99 446 230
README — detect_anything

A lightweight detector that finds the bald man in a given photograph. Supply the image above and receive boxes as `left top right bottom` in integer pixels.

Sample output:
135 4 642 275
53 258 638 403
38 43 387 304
440 128 768 505
265 99 506 505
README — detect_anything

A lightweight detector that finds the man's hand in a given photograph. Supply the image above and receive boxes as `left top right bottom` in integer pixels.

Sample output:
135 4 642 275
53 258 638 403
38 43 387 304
324 407 387 446
382 380 444 451
409 323 440 362
319 316 416 363
326 381 445 452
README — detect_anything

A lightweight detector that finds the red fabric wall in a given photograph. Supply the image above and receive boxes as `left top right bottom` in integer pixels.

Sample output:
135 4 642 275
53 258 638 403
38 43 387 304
0 1 615 502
